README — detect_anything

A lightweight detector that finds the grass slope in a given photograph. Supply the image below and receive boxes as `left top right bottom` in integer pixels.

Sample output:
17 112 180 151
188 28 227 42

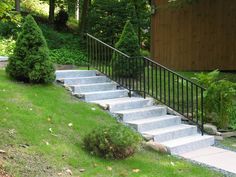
0 70 222 177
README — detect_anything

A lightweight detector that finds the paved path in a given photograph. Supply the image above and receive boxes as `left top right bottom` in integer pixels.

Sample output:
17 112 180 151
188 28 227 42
180 146 236 174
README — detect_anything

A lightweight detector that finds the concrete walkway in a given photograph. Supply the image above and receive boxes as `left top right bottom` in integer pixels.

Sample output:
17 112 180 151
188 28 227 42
180 146 236 174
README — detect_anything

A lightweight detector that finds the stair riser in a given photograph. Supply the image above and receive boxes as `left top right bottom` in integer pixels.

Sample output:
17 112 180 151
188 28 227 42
72 83 117 93
169 137 215 155
109 99 154 112
78 91 128 102
128 117 181 132
64 77 108 85
56 70 96 79
153 127 198 143
120 108 167 122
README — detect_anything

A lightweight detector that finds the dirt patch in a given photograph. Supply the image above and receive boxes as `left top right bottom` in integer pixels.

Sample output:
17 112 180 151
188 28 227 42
0 146 58 177
0 165 12 177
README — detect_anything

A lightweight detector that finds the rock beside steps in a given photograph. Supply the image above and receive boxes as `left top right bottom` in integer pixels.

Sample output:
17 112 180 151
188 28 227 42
56 70 214 155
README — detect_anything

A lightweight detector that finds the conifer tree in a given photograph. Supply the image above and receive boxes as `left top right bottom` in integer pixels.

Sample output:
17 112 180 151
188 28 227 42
112 20 142 78
6 15 55 83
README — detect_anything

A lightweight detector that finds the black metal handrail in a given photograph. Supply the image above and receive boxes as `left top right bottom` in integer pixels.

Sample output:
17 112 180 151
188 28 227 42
86 33 205 134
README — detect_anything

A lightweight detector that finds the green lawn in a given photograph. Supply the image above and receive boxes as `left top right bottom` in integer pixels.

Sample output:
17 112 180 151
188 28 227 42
219 137 236 151
0 69 223 177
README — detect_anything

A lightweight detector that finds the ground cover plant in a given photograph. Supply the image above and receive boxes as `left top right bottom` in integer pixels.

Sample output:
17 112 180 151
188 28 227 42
0 70 223 177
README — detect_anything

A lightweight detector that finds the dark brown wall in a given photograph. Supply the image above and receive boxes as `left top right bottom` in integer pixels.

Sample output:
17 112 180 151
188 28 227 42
151 0 236 71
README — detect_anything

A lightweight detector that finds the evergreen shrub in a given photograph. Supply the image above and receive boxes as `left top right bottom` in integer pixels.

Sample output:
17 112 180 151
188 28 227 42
112 20 143 78
6 15 55 83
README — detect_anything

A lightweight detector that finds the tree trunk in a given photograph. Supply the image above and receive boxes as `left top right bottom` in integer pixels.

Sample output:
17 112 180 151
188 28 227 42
15 0 20 12
79 0 89 36
76 0 80 21
49 0 55 23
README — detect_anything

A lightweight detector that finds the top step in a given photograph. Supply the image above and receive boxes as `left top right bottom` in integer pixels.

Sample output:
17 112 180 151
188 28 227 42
56 70 97 80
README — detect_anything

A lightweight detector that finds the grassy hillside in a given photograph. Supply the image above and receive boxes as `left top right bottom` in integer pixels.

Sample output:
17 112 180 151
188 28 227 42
0 70 223 177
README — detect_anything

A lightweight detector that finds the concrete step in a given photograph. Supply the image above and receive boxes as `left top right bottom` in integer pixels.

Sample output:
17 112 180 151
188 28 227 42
142 124 197 143
161 134 215 155
71 82 117 93
76 90 129 102
91 97 154 112
62 76 108 85
115 106 167 122
56 70 96 79
126 115 181 132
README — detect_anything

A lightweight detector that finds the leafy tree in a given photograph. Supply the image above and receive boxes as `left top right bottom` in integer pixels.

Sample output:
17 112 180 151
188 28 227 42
6 15 55 83
112 20 142 78
87 0 150 47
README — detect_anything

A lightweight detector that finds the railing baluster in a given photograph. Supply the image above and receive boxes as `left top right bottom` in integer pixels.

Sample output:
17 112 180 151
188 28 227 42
186 81 189 119
164 69 166 104
196 86 199 125
182 78 184 114
160 67 162 102
172 73 175 109
143 58 146 98
168 71 170 106
155 65 158 99
147 61 150 94
191 83 194 121
177 76 180 112
201 88 204 135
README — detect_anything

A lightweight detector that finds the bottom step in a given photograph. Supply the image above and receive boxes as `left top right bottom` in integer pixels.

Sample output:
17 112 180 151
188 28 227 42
161 134 214 155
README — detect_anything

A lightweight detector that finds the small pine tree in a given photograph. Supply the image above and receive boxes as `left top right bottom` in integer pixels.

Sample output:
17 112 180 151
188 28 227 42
112 20 142 78
6 15 55 83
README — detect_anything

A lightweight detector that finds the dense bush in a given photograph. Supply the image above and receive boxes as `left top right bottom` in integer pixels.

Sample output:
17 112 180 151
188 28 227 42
54 7 69 31
6 15 55 83
194 70 236 129
83 124 142 159
112 21 142 78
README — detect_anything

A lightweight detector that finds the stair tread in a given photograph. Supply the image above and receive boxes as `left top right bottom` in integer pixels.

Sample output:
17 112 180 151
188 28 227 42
161 134 213 148
142 124 196 135
79 89 128 95
70 82 116 87
61 76 106 80
125 115 179 124
56 70 96 73
91 97 152 105
114 106 165 114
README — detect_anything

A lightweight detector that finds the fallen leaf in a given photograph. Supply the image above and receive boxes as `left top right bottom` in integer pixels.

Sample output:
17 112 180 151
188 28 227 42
57 172 63 176
79 168 85 172
66 169 73 175
68 123 73 127
93 163 98 167
43 140 49 145
132 169 140 173
107 166 112 171
0 150 6 154
49 128 53 133
91 107 96 111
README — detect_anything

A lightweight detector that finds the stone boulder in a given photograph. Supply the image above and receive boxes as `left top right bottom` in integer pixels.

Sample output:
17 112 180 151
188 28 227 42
204 123 217 135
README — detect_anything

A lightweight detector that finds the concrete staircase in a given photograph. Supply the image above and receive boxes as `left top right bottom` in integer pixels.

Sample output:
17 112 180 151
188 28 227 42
56 70 214 155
